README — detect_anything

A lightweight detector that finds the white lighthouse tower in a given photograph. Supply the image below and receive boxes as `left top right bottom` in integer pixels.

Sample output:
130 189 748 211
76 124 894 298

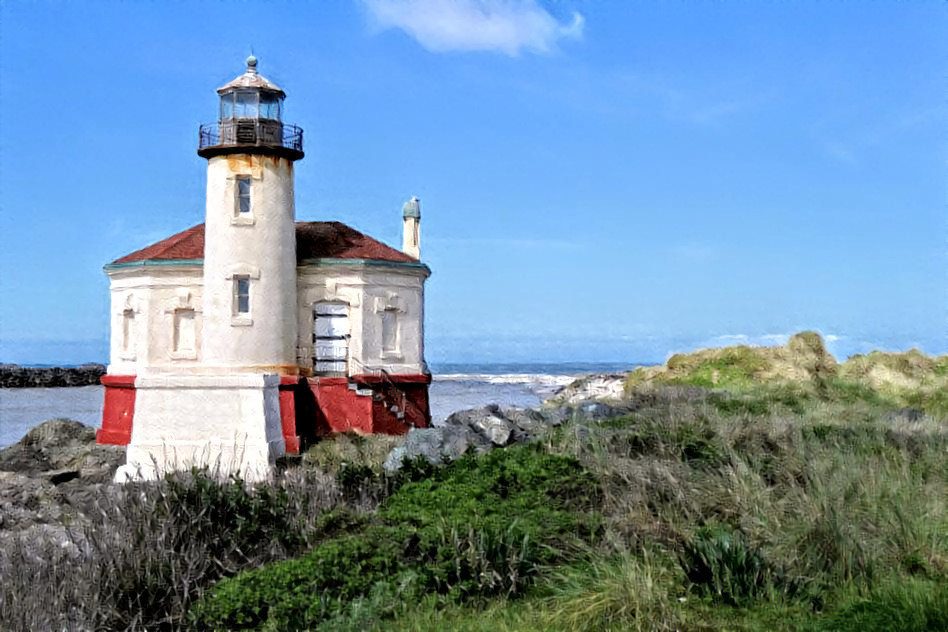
199 55 301 371
117 57 302 481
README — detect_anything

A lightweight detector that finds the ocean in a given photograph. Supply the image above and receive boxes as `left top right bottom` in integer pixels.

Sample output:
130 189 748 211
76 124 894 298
0 363 639 449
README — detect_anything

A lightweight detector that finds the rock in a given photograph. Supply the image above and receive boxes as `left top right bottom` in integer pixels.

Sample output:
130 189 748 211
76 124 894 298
543 400 631 424
445 404 517 446
506 406 556 434
444 404 502 427
0 442 53 475
0 420 124 535
0 419 123 479
383 402 571 472
471 414 514 446
404 428 446 463
441 424 490 459
0 471 59 530
383 446 408 472
550 373 628 405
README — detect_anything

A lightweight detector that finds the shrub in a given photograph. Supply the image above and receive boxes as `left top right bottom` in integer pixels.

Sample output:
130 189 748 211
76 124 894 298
681 524 775 606
190 444 602 629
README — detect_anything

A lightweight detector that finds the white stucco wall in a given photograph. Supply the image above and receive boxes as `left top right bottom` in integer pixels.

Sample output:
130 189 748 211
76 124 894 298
107 266 204 375
107 260 428 377
119 373 285 482
296 263 429 376
201 154 299 372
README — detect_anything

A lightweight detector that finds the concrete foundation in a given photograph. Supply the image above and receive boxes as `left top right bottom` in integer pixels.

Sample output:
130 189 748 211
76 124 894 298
115 373 285 482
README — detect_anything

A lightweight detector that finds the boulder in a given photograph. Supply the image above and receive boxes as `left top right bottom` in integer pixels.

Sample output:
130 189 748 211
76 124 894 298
382 447 408 472
0 420 124 534
470 414 514 446
506 406 557 434
549 373 628 405
384 403 565 471
441 424 490 459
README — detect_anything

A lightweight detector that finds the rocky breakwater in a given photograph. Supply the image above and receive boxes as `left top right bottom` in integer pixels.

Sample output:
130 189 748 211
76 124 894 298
383 375 636 470
0 363 106 388
0 419 124 545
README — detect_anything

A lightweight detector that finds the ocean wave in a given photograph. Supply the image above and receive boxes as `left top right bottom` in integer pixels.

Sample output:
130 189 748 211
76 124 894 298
433 373 580 386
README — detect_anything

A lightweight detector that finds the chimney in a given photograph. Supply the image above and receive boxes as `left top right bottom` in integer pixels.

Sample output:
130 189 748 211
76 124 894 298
402 196 421 259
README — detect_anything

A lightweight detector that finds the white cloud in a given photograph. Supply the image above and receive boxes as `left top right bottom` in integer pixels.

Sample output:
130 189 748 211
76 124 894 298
360 0 584 56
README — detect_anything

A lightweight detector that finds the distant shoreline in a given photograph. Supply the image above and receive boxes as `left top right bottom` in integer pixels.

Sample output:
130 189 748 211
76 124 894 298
0 364 106 388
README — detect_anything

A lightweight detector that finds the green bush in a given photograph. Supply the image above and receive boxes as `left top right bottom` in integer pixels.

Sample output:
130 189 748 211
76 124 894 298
681 524 775 606
189 444 602 630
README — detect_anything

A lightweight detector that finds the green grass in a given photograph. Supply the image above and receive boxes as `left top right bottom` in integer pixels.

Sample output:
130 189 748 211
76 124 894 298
188 444 602 630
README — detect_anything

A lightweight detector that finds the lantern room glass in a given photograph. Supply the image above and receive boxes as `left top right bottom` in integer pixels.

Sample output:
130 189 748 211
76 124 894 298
219 91 283 122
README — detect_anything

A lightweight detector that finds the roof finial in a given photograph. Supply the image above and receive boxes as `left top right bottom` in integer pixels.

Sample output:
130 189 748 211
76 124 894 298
246 52 258 73
402 196 421 219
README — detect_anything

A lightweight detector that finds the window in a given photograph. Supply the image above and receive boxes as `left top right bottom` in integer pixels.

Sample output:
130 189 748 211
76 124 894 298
236 177 251 215
122 309 135 352
220 93 235 120
234 276 250 315
381 310 398 354
235 90 257 118
260 95 281 120
173 308 196 353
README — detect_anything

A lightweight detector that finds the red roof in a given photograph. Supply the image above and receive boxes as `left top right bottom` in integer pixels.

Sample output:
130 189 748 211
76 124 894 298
111 222 418 265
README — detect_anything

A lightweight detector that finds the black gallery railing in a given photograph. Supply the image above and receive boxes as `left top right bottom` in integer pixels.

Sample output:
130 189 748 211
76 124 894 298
199 121 303 152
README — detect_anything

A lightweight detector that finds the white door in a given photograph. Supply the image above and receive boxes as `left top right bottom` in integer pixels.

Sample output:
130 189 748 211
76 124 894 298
313 302 349 375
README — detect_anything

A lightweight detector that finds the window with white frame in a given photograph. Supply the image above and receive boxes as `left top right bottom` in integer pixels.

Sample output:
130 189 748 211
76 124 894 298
381 309 398 354
234 276 251 315
236 176 252 215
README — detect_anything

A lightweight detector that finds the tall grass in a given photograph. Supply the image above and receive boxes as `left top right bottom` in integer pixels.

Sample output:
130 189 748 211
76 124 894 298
539 382 946 629
0 466 344 631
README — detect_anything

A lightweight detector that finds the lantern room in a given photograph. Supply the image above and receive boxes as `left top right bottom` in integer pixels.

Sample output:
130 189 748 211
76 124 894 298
218 55 284 121
198 55 303 160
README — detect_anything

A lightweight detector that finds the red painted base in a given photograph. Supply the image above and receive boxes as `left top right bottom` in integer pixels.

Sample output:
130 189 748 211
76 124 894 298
97 375 136 445
279 376 302 454
97 372 432 454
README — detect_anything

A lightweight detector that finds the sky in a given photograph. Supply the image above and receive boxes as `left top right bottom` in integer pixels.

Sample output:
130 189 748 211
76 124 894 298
0 0 945 366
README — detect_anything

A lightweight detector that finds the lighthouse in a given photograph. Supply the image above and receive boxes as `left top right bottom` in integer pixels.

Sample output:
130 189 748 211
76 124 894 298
101 58 433 482
198 56 301 372
117 58 302 481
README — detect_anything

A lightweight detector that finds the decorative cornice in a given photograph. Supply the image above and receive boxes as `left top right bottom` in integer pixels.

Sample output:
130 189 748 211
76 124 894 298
106 257 430 276
105 259 204 272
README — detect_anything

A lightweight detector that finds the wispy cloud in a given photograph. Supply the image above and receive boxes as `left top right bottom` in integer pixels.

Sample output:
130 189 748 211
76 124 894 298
359 0 584 56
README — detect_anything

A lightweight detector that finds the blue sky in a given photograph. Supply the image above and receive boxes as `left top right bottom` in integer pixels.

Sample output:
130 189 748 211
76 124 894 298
1 1 945 366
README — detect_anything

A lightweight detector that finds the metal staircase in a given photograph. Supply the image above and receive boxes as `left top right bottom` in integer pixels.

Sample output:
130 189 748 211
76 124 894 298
347 360 427 428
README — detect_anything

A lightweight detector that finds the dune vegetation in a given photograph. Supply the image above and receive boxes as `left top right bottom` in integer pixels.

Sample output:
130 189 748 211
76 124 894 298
1 333 945 631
